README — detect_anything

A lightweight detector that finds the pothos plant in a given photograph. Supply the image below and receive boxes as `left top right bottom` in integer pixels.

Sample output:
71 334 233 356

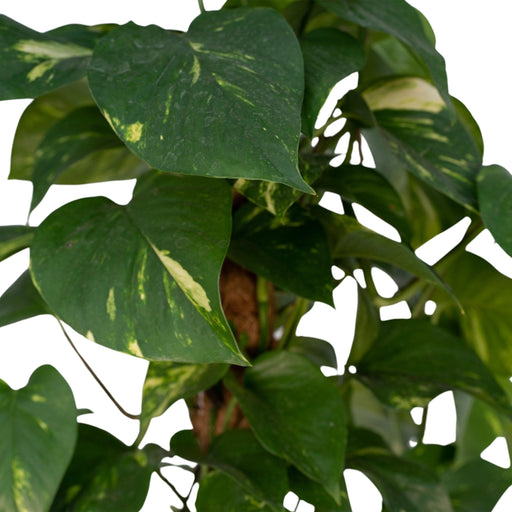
1 0 512 510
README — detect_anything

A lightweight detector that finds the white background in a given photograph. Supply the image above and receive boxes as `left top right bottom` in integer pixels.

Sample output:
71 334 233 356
0 1 511 510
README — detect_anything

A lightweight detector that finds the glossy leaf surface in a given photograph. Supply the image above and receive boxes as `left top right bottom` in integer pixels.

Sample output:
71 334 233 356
51 424 162 512
0 366 77 512
300 28 365 136
225 351 346 502
0 16 94 99
88 8 311 192
477 165 512 257
0 226 34 262
31 172 246 364
362 78 481 209
0 270 50 328
288 336 337 368
357 319 511 414
230 205 334 303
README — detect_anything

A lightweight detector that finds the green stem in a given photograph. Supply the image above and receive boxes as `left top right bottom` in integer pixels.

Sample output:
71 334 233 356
57 319 139 420
257 276 270 352
157 469 191 511
198 0 205 13
222 396 238 432
278 297 309 350
297 0 314 36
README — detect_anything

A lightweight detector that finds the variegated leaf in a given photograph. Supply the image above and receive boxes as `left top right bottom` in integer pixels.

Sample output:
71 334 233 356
30 172 246 365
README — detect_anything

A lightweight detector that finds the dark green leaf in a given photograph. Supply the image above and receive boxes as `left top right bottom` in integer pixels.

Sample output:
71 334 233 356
316 0 450 107
225 351 346 502
317 164 412 241
196 471 274 512
0 16 93 99
0 365 77 512
45 23 115 49
289 467 352 512
300 28 365 136
0 226 34 262
0 270 50 328
433 251 512 377
51 424 162 512
442 459 512 512
30 105 146 210
478 165 512 257
173 429 288 511
88 8 311 193
31 172 246 364
288 336 337 368
139 362 228 439
357 319 511 415
361 78 481 210
229 204 334 303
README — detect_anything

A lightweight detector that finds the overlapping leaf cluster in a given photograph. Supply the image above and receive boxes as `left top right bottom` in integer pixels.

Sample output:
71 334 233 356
1 0 512 510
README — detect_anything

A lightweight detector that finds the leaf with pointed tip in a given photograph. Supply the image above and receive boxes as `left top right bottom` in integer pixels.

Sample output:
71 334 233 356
316 0 450 107
357 319 511 416
171 429 288 512
0 16 97 99
361 78 481 210
229 204 334 303
139 362 228 438
317 164 412 242
31 172 246 364
0 226 34 262
0 365 77 512
477 165 512 257
88 8 311 193
288 336 337 368
196 471 274 512
225 351 347 502
51 424 163 512
300 28 365 136
0 270 50 328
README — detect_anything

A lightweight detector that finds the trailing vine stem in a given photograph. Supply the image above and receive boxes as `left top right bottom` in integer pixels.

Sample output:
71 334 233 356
157 469 192 512
56 319 139 420
198 0 206 14
277 297 309 350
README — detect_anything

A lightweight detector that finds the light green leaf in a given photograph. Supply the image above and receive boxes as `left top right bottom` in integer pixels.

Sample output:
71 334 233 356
196 471 274 512
477 165 512 257
0 226 34 262
300 28 365 136
433 251 512 377
31 172 246 364
225 351 347 502
0 365 77 512
88 8 311 193
229 204 334 303
357 319 511 415
316 0 450 107
0 16 94 99
347 429 453 512
171 429 288 511
0 270 50 328
51 424 163 512
139 362 228 439
362 78 481 210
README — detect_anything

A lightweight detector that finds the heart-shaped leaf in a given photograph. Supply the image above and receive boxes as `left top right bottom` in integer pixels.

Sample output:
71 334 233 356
357 319 511 415
0 226 34 262
0 16 96 99
300 28 365 136
0 270 50 328
225 351 346 502
88 8 311 193
31 171 246 364
0 365 77 512
477 165 512 257
51 424 163 512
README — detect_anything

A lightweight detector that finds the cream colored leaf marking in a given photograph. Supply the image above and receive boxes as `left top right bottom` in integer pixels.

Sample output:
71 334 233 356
86 330 95 342
190 56 201 85
124 122 143 143
150 242 211 312
212 73 255 107
15 39 91 60
137 248 148 302
128 339 143 357
107 287 116 321
27 59 56 82
263 182 277 215
12 457 33 512
30 394 46 403
36 419 49 432
364 78 444 114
